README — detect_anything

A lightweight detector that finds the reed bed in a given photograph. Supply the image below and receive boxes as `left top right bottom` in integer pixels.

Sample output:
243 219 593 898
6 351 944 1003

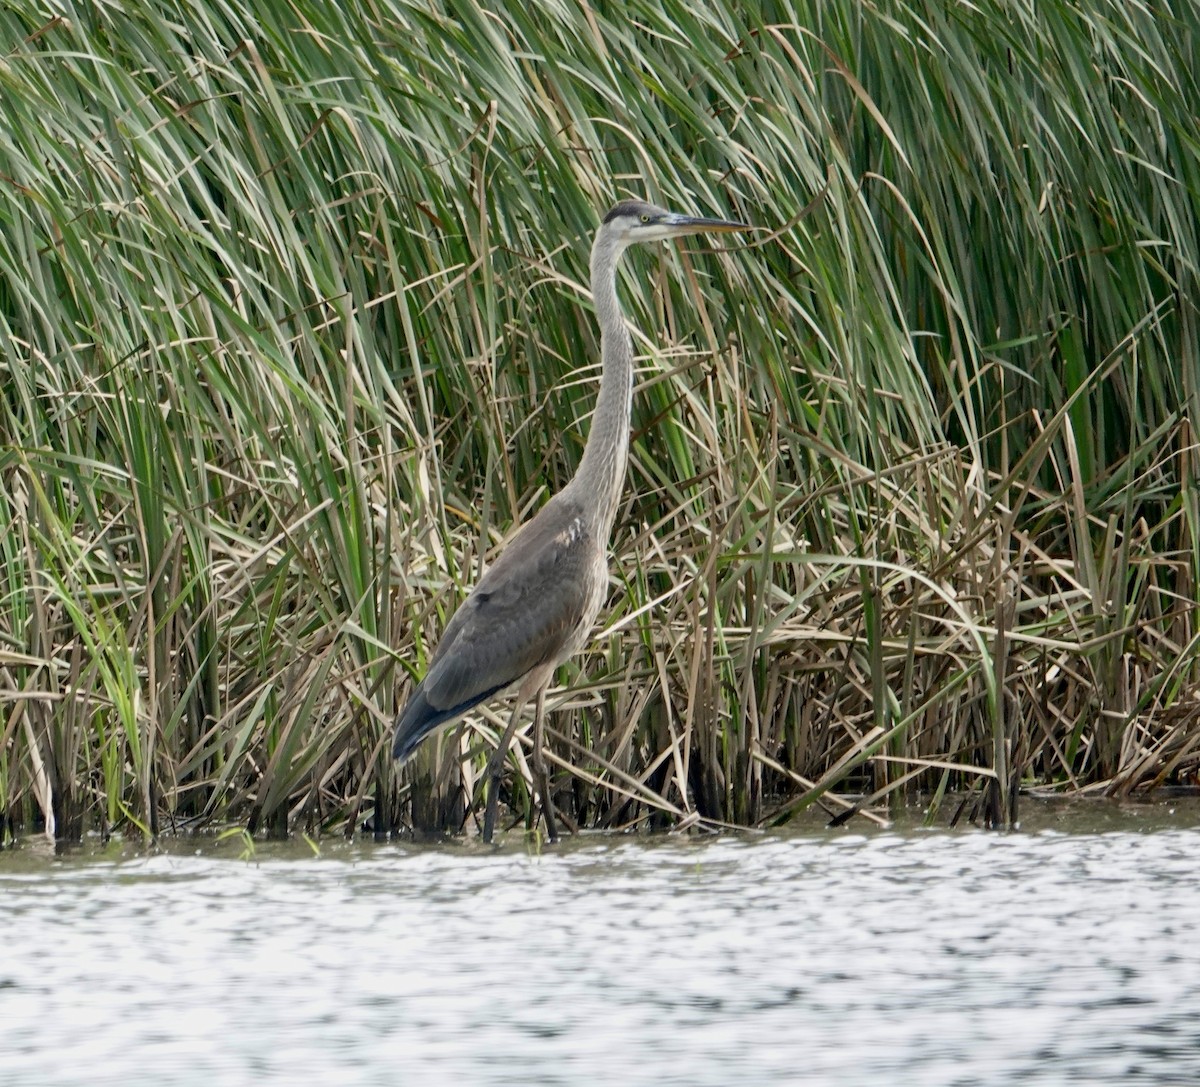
2 0 1198 841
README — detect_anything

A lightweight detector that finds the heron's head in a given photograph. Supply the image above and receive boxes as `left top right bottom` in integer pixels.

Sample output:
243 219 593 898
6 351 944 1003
600 200 750 246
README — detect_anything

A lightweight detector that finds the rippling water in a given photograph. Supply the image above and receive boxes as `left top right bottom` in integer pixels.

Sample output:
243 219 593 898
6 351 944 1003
4 801 1200 1085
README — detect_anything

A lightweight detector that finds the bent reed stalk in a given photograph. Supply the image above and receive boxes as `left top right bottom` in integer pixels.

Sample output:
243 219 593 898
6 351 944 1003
2 0 1199 841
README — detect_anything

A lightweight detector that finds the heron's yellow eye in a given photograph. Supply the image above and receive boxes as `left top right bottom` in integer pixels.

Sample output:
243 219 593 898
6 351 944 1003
640 214 650 223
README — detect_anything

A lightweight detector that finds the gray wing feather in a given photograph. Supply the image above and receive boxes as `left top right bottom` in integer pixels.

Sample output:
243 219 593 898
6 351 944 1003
419 496 597 714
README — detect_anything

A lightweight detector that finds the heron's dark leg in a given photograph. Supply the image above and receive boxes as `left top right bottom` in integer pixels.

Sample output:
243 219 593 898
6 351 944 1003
532 686 558 842
483 699 525 844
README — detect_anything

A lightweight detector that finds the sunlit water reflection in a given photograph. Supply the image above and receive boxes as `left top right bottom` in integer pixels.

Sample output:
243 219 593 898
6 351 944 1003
4 801 1200 1085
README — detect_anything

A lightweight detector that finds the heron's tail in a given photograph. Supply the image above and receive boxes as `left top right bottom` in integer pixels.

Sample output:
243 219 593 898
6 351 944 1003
391 681 508 761
392 689 444 761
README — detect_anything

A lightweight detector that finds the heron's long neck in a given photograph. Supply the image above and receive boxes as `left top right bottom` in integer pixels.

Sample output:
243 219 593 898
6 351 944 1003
571 234 633 534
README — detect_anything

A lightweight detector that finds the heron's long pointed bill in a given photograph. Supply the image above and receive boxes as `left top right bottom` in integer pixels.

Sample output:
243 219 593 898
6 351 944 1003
664 213 751 236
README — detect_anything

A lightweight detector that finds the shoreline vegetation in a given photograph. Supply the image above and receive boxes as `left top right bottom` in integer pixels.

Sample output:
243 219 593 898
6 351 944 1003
3 1 1199 842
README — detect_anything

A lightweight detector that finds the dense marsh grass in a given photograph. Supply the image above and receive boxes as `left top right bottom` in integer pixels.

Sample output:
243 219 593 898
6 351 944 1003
2 0 1199 840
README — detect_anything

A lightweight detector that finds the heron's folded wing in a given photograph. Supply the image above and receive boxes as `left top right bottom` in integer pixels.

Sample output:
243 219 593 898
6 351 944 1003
419 499 596 715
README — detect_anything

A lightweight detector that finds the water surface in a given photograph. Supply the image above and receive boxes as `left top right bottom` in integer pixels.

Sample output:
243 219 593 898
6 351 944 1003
3 799 1199 1085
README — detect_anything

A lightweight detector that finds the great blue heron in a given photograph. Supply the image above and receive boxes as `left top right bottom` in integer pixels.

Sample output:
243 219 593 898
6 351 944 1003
393 199 750 841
